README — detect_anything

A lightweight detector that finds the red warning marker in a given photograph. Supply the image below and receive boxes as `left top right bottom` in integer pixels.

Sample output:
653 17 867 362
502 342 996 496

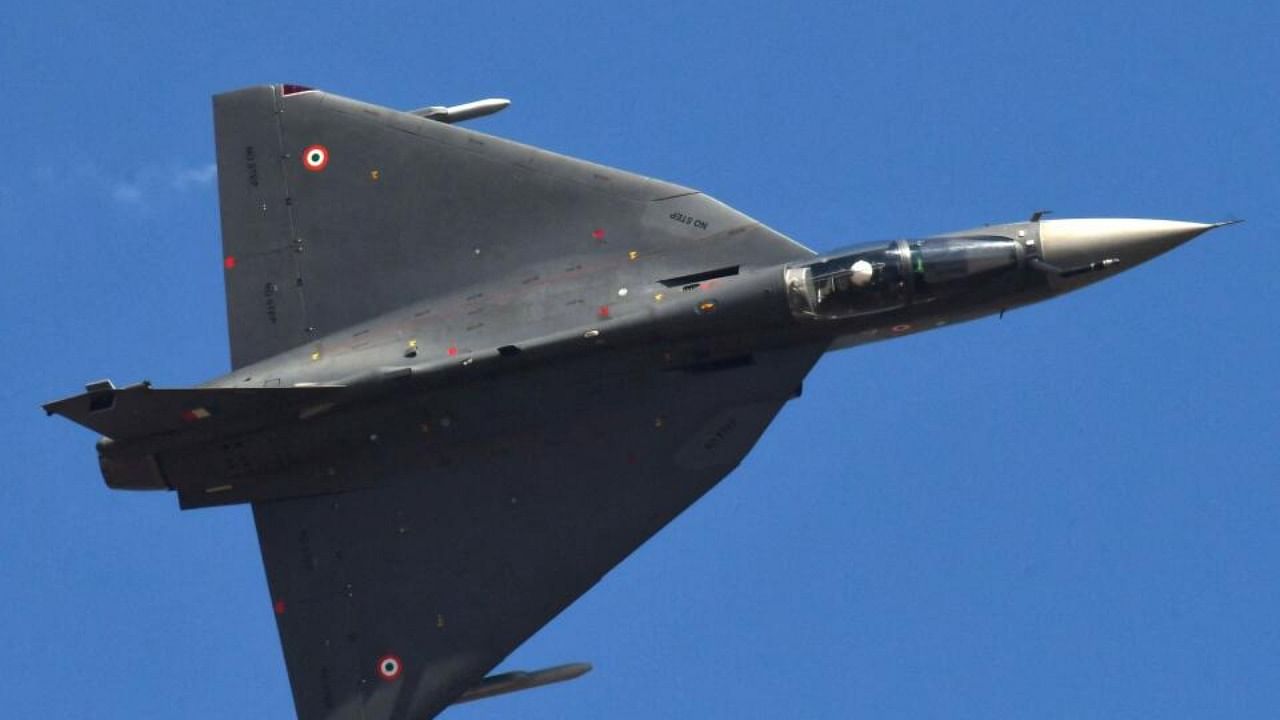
446 345 458 357
376 654 403 682
891 323 912 333
591 228 606 240
302 144 329 172
597 305 611 319
223 256 237 270
273 599 286 616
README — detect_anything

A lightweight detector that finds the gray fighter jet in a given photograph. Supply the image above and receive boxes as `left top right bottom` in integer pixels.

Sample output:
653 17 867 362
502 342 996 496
44 84 1235 719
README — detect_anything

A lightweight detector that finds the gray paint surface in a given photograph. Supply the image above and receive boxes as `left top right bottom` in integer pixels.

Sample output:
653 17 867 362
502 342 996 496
214 86 811 370
44 84 1230 719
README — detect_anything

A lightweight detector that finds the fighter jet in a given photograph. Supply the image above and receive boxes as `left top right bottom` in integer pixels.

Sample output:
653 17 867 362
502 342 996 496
44 84 1235 719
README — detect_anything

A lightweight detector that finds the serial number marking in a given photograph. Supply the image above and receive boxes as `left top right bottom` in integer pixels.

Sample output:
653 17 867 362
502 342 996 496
669 212 708 231
245 146 259 187
703 417 738 451
264 282 278 324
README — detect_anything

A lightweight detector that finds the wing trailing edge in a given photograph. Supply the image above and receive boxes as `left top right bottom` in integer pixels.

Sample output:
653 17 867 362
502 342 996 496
44 381 349 502
43 380 343 445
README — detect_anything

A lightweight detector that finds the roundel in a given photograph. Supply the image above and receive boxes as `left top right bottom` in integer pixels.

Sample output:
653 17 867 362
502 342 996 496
301 145 329 172
376 654 403 681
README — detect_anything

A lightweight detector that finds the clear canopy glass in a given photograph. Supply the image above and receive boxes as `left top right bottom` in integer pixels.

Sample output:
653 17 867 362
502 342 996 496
786 235 1021 319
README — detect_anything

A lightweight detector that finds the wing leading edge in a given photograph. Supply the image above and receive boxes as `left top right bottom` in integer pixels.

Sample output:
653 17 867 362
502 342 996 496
253 342 825 719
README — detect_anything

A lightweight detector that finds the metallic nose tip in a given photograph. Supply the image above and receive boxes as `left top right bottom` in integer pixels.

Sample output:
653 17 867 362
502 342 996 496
1039 218 1225 271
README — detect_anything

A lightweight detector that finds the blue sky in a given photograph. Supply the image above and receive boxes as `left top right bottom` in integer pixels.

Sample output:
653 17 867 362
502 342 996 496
3 1 1278 717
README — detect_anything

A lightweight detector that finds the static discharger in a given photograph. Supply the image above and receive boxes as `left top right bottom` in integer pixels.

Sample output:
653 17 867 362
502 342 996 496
454 663 592 705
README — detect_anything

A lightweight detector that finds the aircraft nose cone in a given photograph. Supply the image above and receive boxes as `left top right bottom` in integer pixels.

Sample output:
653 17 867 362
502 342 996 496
1039 218 1220 271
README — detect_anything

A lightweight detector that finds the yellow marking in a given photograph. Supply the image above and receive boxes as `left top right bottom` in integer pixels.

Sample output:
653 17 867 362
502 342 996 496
628 250 639 261
437 613 445 628
698 300 717 313
310 350 321 361
408 339 418 349
653 293 665 302
370 169 380 180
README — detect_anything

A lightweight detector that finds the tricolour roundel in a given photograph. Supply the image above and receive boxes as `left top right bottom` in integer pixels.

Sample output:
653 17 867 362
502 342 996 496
301 144 329 172
376 654 403 681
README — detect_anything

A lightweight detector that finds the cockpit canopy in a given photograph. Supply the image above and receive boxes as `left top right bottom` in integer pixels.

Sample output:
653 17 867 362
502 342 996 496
785 235 1022 319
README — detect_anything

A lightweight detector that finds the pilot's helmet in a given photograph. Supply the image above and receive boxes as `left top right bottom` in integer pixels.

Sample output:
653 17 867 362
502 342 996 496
849 259 874 287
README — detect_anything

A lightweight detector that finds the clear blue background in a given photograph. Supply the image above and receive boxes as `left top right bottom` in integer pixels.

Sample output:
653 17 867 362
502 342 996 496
3 1 1277 717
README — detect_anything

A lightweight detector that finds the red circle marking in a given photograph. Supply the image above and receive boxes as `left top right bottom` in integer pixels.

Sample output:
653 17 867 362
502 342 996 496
223 256 237 270
591 228 605 240
446 346 458 357
376 654 403 681
891 323 912 333
273 599 286 615
302 144 329 172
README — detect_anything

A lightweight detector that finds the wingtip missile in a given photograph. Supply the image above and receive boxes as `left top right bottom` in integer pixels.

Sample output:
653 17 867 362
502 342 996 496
454 662 592 705
410 98 511 124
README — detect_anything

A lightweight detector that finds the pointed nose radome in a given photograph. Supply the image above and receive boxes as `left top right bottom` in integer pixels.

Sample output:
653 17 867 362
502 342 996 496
1039 218 1218 271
